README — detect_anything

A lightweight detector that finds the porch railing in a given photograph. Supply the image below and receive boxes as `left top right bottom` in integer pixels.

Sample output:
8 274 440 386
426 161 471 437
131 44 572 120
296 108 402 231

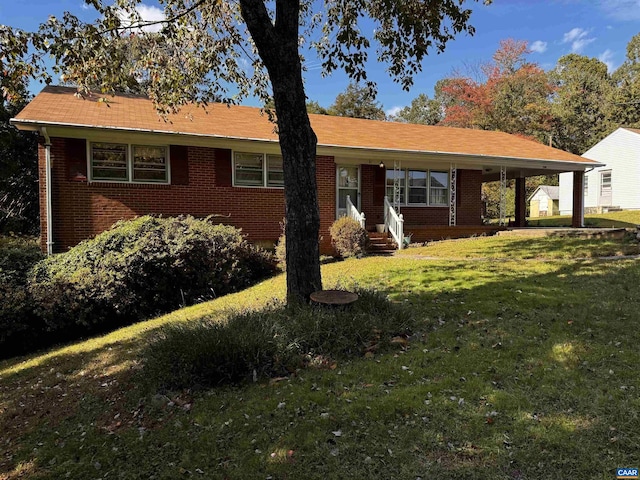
384 196 404 250
346 195 366 228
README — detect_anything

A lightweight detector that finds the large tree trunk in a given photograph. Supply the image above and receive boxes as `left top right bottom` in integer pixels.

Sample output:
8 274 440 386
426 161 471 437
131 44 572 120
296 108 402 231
240 0 322 303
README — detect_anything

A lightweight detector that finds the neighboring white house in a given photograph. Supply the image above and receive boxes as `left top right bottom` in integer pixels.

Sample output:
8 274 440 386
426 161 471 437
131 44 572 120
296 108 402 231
559 127 640 215
529 185 559 217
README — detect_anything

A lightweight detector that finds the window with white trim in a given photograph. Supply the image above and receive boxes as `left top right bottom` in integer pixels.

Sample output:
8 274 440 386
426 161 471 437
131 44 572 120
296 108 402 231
133 145 168 182
385 168 449 206
91 143 128 181
233 152 284 188
429 171 449 205
89 142 169 183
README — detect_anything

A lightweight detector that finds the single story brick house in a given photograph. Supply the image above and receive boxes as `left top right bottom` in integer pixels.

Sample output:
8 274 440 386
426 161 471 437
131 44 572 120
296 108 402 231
12 86 601 254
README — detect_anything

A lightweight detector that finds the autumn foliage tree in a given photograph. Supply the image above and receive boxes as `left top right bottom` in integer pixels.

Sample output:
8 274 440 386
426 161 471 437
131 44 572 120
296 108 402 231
440 39 553 142
0 0 485 302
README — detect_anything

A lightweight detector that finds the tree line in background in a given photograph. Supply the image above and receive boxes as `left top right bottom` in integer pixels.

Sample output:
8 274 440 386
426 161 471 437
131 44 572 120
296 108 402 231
2 33 639 234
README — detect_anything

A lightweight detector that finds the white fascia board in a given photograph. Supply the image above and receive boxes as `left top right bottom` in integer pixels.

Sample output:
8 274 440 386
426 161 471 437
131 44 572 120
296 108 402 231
11 118 604 171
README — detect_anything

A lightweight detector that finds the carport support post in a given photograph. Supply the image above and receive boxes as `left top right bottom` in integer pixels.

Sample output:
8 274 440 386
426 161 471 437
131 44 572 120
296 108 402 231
572 171 585 228
514 177 526 227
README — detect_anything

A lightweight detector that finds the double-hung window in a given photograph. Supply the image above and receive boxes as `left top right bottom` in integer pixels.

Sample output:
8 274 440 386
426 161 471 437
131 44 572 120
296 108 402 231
429 171 449 205
233 152 284 188
408 170 428 204
385 168 449 206
89 142 169 183
385 169 405 205
91 143 128 181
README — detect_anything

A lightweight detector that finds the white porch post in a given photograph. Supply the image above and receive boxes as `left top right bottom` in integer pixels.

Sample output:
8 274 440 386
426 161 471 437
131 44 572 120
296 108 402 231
499 165 507 226
449 164 457 226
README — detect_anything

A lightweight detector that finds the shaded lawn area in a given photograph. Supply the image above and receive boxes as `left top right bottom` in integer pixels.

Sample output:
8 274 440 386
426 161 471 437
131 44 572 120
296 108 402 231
528 210 640 228
1 249 640 479
400 234 640 260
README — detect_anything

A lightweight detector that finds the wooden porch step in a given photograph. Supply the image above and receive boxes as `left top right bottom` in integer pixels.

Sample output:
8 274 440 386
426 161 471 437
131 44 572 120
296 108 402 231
367 231 397 254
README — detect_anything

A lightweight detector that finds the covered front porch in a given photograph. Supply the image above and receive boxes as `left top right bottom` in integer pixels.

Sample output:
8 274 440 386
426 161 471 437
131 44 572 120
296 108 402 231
338 159 591 251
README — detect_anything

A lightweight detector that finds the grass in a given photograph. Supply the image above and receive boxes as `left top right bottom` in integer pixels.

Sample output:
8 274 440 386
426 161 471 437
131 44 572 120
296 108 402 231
2 238 640 479
399 233 640 260
527 210 640 228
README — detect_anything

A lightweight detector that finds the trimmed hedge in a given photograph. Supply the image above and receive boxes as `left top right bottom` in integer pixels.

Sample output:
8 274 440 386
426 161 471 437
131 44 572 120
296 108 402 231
0 216 275 359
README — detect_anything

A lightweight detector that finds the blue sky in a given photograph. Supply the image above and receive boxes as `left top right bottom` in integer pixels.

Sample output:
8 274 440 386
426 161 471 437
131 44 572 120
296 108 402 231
1 0 639 115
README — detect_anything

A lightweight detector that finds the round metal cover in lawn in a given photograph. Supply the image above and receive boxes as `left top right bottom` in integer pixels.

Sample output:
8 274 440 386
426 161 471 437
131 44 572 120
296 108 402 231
310 290 359 306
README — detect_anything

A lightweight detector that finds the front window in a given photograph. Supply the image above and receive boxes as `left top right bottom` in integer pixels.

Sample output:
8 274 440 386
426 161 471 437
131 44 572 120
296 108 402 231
408 170 427 204
386 169 405 204
90 142 169 184
233 152 285 188
429 171 449 205
386 168 448 206
267 155 284 187
234 152 264 186
133 145 168 182
91 143 128 181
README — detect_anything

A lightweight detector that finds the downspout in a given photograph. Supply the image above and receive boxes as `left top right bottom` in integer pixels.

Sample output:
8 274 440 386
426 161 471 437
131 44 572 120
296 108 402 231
41 127 53 255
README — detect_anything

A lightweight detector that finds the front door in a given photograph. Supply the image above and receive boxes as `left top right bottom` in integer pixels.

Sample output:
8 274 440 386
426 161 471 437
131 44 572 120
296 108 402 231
336 165 360 219
598 170 612 207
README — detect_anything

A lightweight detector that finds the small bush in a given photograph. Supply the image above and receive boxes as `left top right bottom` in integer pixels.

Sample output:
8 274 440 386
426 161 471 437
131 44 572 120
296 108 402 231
142 289 415 391
330 217 369 257
25 216 275 347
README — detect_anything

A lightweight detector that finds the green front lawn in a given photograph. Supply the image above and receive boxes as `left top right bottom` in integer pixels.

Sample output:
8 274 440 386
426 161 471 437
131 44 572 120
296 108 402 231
400 233 639 260
528 210 640 228
2 239 640 479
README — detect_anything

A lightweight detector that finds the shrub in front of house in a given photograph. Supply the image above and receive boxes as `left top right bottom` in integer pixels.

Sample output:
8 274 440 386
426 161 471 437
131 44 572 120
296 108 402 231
142 289 416 391
0 236 47 358
329 216 369 257
28 216 275 343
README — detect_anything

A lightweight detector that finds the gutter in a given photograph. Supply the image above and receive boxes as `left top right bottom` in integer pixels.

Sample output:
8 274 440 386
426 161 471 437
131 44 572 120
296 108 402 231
40 127 53 255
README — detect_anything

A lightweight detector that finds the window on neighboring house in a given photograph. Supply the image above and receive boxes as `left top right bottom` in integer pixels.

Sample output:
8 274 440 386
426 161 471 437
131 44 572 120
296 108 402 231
133 145 168 182
584 176 588 196
233 152 285 188
89 142 169 183
429 171 449 205
91 143 128 181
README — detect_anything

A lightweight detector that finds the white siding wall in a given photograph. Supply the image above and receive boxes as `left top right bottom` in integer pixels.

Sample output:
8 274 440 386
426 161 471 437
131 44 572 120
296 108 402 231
559 129 640 214
559 172 573 215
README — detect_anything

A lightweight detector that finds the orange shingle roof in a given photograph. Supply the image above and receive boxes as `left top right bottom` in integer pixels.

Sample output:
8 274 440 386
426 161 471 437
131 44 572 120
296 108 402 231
14 86 594 164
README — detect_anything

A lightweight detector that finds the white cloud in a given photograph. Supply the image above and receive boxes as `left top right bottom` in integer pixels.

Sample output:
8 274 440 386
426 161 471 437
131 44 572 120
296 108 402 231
598 49 616 73
118 4 165 33
530 40 547 54
385 106 403 118
562 28 596 53
599 0 640 21
80 3 91 10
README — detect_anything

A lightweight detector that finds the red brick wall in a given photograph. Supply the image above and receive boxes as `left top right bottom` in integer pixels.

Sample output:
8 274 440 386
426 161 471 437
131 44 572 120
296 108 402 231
39 137 483 254
40 138 337 254
359 166 483 228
